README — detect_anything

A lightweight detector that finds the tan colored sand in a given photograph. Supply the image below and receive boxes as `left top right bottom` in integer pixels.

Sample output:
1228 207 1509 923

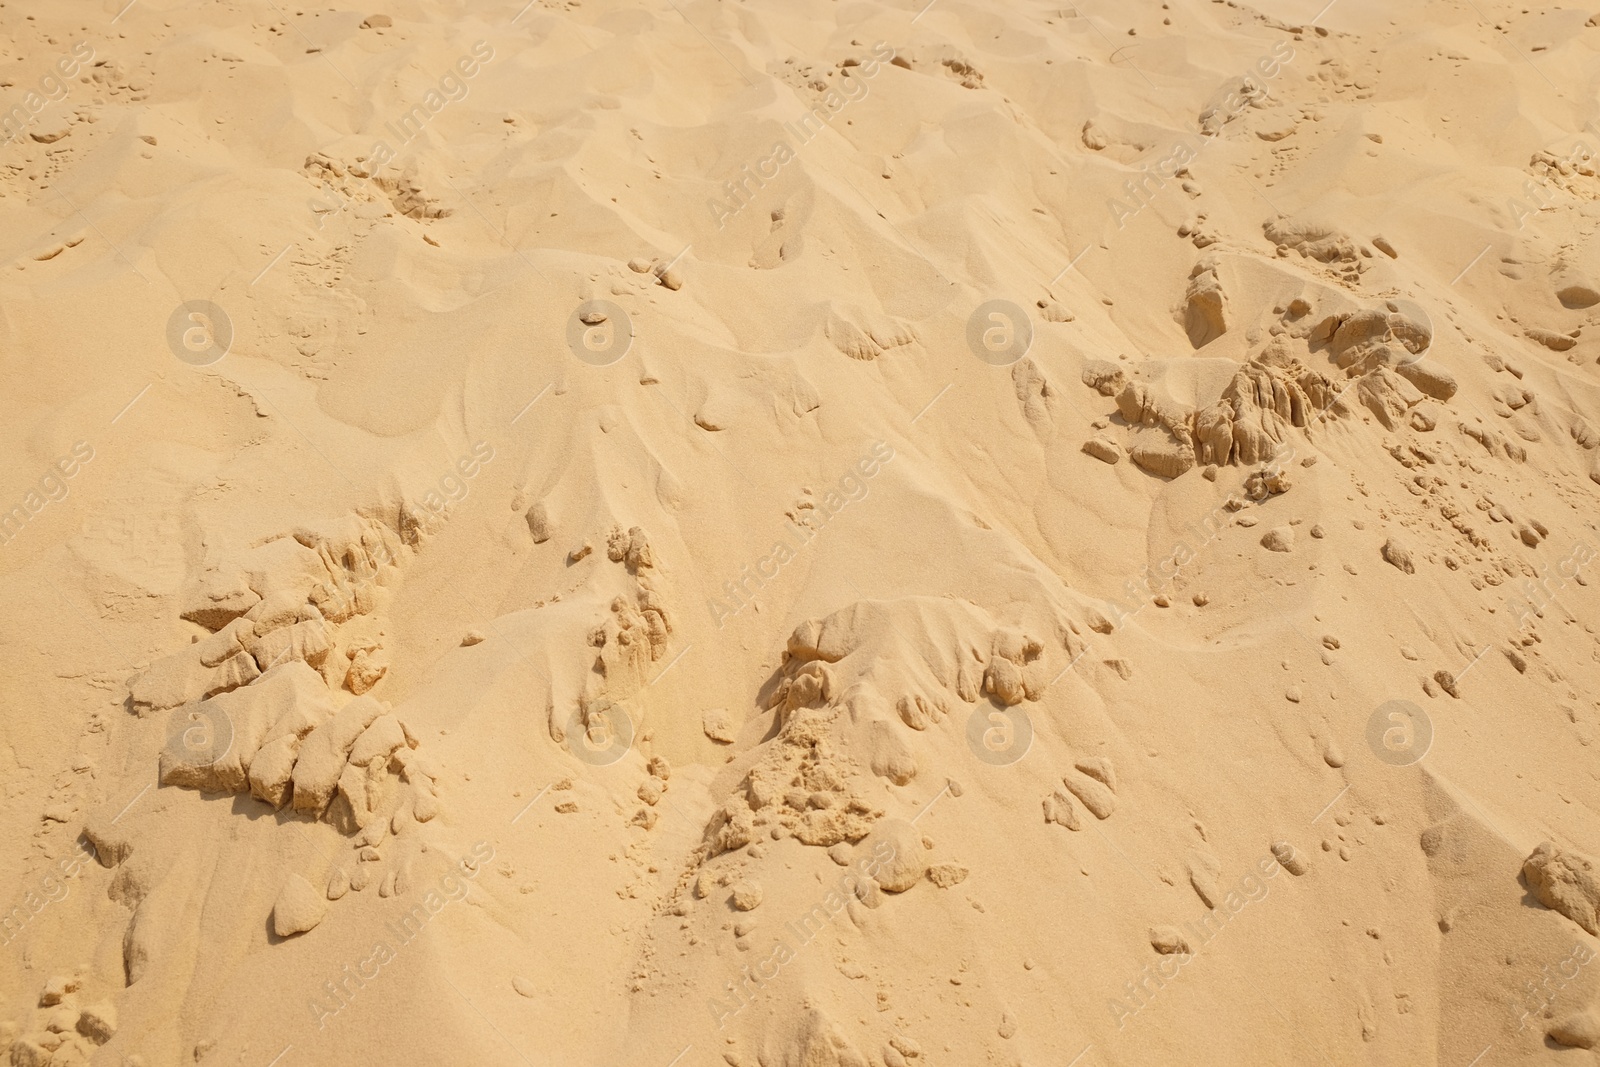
4 1 1600 1064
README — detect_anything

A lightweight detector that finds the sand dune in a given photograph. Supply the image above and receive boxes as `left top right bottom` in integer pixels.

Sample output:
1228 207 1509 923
3 0 1600 1064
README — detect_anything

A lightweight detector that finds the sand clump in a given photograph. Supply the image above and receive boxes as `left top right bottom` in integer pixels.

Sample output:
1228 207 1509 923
1523 841 1600 934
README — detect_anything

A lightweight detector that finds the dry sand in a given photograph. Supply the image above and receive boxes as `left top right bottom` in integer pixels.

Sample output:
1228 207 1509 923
4 0 1600 1064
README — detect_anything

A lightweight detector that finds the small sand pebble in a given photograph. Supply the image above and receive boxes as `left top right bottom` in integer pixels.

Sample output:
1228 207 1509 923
1261 526 1295 552
272 874 327 936
730 880 763 911
702 707 737 743
1150 925 1191 954
1272 841 1308 875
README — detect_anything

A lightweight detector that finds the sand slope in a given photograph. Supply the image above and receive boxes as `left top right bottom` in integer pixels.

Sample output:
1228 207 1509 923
4 1 1600 1064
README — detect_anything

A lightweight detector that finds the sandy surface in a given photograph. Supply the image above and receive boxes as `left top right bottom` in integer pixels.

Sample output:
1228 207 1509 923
4 0 1600 1064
